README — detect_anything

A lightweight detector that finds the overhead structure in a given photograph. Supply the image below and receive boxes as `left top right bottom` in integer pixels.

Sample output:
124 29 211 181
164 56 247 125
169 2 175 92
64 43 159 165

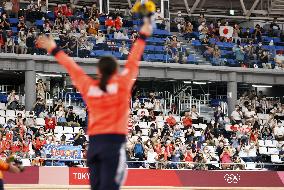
189 0 201 14
246 0 260 17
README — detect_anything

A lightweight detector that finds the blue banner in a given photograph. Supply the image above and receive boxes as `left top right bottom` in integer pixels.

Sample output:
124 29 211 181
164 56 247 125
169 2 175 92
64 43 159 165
43 144 82 159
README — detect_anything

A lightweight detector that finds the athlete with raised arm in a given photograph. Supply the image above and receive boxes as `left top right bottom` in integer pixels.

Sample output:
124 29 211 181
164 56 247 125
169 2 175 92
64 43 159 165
36 19 153 190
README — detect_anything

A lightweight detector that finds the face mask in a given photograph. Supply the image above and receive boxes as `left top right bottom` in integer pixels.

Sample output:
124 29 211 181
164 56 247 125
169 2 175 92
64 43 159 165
204 149 208 153
178 14 181 17
218 108 221 111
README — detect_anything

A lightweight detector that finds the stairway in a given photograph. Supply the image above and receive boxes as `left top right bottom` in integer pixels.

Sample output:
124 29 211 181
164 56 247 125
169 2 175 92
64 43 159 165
175 33 212 66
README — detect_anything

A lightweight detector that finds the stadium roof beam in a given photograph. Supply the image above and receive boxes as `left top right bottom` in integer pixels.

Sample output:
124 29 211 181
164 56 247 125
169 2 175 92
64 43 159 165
246 0 260 18
183 0 191 14
199 0 207 9
239 0 247 15
189 0 201 14
126 0 132 8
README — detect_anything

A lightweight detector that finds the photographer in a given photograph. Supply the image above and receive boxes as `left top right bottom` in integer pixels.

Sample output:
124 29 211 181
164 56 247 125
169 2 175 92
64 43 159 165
193 150 207 170
220 146 233 170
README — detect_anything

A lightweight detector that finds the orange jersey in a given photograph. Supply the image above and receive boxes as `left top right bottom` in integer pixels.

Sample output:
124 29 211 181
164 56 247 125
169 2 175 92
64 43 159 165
0 160 9 179
53 39 146 136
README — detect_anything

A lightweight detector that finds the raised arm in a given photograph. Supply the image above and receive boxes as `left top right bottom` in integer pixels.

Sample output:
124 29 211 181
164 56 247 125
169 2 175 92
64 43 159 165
36 36 93 96
120 19 153 89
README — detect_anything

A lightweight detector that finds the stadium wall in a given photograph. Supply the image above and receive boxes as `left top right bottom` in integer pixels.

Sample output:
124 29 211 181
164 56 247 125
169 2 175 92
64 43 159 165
3 167 284 187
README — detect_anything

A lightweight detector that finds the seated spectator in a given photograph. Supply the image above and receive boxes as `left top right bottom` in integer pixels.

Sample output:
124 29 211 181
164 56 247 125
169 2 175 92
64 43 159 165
231 105 243 124
254 24 262 43
36 79 46 100
25 111 37 134
173 126 182 140
220 146 233 169
32 135 46 157
183 22 193 39
87 18 99 36
73 128 87 148
105 16 115 34
274 123 284 141
260 50 271 69
154 8 165 30
233 43 245 67
133 137 144 163
137 103 149 118
119 41 129 59
146 146 158 169
7 90 19 110
45 112 57 133
190 105 199 124
166 111 177 128
114 16 123 31
182 112 192 129
174 11 185 33
66 106 80 127
33 98 46 117
3 0 13 17
17 29 27 54
212 45 221 65
232 24 241 43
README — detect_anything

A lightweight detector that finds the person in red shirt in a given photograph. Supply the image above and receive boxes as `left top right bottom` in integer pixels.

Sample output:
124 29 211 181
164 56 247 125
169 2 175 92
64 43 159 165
166 111 177 128
45 112 57 133
182 112 192 129
114 16 123 31
33 136 46 157
36 20 153 190
105 16 115 34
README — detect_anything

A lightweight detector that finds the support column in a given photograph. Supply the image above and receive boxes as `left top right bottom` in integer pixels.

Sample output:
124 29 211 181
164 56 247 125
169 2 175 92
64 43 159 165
99 0 109 14
227 72 237 116
25 60 36 111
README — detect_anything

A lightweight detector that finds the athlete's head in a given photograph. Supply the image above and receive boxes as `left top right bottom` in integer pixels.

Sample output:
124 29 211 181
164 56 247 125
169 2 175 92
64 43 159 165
98 56 118 92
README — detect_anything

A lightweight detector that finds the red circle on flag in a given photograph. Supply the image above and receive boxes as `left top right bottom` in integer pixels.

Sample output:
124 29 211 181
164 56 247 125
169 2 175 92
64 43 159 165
223 28 229 35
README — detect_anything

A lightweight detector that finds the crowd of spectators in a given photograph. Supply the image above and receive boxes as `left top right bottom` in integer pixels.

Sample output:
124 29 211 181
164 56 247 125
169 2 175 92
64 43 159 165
175 13 284 68
126 90 284 170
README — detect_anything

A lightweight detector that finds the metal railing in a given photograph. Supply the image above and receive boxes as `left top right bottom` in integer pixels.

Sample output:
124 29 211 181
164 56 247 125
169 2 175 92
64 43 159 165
25 158 284 170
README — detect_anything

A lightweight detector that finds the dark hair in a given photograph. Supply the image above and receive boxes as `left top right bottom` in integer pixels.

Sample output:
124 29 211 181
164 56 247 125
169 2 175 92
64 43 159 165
98 56 117 92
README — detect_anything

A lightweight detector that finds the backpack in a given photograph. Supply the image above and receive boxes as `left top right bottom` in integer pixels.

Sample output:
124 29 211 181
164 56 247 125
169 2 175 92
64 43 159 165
134 143 143 155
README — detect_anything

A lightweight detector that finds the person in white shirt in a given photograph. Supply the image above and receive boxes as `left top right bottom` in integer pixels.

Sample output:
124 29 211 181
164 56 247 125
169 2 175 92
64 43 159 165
231 105 243 124
3 0 13 16
190 105 199 124
114 30 123 40
133 98 140 114
95 31 106 44
154 8 165 29
274 123 284 141
146 146 158 168
244 105 257 125
137 103 149 117
144 99 154 110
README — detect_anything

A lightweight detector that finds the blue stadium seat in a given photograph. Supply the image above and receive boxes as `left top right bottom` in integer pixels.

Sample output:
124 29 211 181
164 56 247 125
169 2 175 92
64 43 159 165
187 55 196 64
46 11 55 20
36 20 44 26
155 46 165 52
8 18 19 24
11 27 18 33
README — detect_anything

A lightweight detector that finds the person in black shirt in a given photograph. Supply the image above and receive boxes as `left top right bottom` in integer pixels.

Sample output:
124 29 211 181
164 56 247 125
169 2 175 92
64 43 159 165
66 106 80 127
73 128 87 149
26 31 36 54
0 13 10 30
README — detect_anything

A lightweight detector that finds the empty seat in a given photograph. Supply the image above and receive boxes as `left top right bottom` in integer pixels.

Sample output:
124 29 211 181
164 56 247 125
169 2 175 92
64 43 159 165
74 127 80 134
36 118 45 126
139 122 148 129
156 116 164 122
258 140 265 147
0 110 5 117
157 121 164 128
141 129 149 136
64 127 74 134
265 140 274 147
141 136 149 142
6 110 16 117
22 159 31 166
174 116 181 122
268 147 279 155
271 155 283 163
0 103 6 110
0 117 5 125
259 147 268 154
54 126 64 134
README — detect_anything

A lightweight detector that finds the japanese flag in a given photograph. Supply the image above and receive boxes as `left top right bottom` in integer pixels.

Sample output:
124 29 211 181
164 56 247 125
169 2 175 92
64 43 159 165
219 26 233 38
